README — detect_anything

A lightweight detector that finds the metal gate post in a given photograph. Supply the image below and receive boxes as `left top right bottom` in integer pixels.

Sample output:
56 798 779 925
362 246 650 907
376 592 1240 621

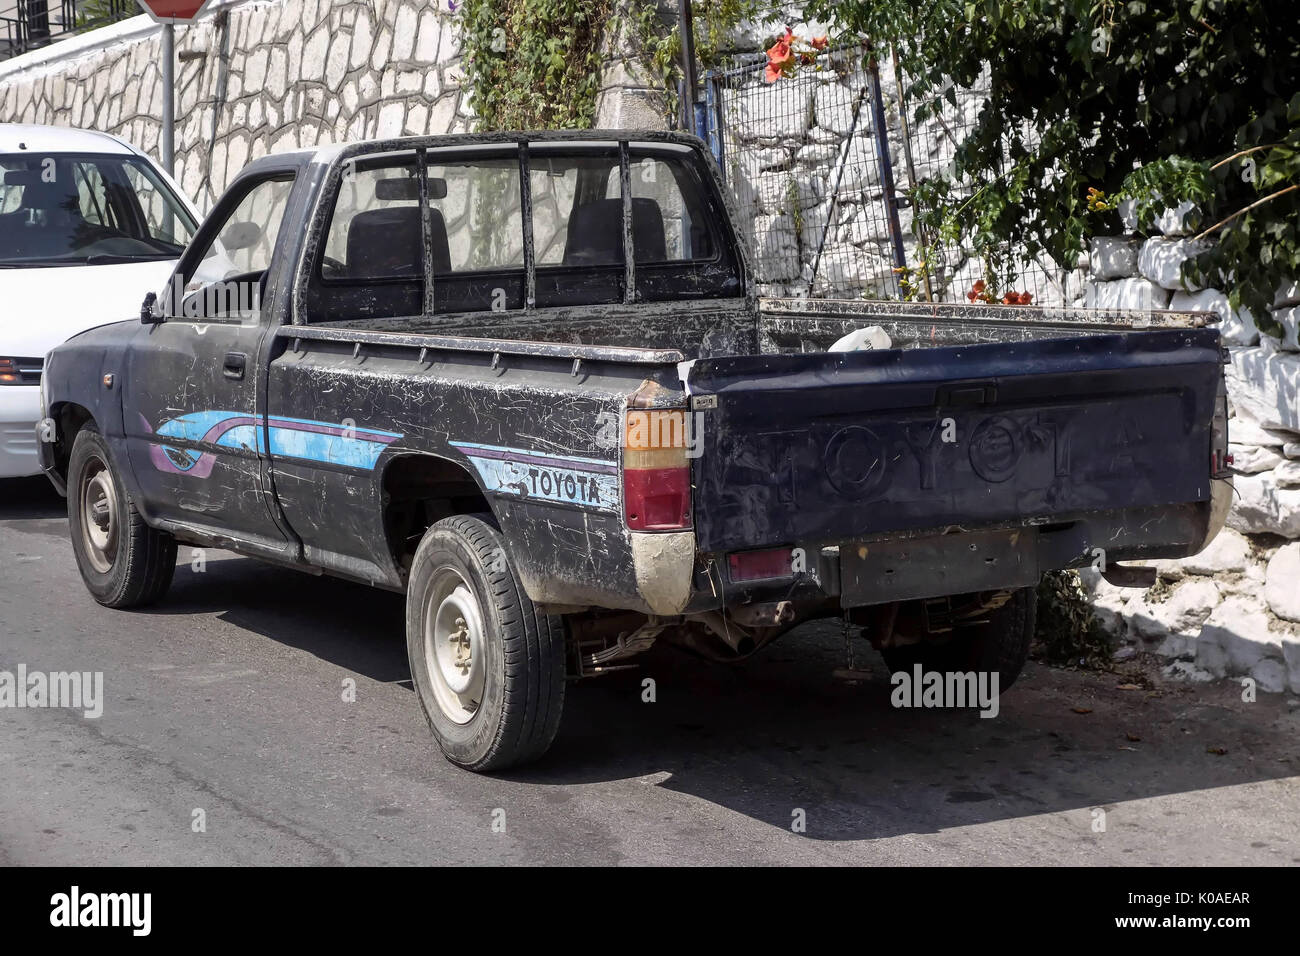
891 45 932 301
703 71 724 178
868 55 908 277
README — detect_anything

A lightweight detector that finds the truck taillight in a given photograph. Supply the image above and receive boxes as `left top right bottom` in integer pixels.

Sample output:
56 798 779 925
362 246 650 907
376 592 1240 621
623 408 692 531
728 547 795 582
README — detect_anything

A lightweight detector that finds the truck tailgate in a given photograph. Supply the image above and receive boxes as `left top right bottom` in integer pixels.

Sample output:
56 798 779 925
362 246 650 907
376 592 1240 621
687 328 1222 553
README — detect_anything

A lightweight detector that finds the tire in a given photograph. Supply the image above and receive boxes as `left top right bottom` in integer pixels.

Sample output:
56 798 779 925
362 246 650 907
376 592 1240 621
67 424 176 608
406 514 566 772
879 587 1037 691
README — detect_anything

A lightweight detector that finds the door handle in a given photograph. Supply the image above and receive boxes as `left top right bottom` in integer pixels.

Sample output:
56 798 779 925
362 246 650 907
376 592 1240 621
223 351 247 380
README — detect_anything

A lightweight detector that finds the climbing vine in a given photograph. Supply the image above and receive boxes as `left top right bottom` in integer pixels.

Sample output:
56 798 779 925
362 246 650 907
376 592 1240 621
460 0 613 130
459 0 781 131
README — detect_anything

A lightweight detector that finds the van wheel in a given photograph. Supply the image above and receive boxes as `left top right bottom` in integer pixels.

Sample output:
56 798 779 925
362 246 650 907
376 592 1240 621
406 514 566 772
67 425 176 607
879 587 1037 691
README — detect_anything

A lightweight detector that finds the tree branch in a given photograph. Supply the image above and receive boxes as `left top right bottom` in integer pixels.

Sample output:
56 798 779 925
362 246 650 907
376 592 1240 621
1193 184 1300 241
1210 144 1283 172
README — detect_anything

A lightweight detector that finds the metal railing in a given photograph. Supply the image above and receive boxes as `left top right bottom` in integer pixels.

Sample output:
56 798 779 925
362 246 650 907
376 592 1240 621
0 0 135 62
704 47 1078 306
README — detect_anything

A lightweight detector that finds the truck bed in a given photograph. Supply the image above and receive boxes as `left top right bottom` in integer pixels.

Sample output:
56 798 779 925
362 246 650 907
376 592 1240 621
307 296 1207 361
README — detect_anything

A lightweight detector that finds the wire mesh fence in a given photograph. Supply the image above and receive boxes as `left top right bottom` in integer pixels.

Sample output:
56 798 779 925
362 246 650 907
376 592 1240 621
706 47 1084 306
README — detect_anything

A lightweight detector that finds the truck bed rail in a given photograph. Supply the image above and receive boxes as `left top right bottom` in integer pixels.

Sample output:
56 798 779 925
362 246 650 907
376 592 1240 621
759 297 1208 352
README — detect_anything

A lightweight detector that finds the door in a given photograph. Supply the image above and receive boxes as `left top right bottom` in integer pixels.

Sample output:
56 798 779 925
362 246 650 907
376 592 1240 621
123 171 297 554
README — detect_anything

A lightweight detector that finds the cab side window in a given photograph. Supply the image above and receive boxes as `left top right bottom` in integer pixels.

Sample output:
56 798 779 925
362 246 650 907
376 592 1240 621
173 175 295 322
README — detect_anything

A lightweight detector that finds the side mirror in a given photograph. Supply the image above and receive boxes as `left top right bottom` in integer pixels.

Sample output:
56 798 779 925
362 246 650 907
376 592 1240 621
220 220 263 252
140 291 162 325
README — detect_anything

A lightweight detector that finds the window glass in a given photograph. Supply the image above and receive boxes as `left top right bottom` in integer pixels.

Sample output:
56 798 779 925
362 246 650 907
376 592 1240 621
323 155 523 280
121 160 191 246
323 158 422 280
435 158 524 272
528 152 715 268
71 162 111 227
627 156 715 262
0 153 195 266
192 176 294 284
529 155 621 266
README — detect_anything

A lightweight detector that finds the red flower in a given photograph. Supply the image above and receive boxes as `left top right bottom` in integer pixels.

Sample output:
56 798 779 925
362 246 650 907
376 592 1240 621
764 29 795 83
1019 292 1033 305
811 35 829 51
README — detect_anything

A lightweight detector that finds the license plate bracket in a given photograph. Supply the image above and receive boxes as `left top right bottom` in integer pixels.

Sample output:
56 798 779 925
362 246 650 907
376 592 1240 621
840 529 1039 607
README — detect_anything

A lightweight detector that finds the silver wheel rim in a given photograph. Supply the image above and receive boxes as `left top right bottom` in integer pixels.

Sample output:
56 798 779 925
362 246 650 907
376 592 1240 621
423 566 487 725
80 457 118 574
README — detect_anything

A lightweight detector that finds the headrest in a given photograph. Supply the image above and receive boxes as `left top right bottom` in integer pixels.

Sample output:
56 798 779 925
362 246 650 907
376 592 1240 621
344 205 451 278
18 177 80 215
563 197 667 265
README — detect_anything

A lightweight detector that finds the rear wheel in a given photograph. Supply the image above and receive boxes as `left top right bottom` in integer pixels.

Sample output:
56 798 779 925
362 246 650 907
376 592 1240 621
879 587 1037 691
406 514 566 772
67 425 176 608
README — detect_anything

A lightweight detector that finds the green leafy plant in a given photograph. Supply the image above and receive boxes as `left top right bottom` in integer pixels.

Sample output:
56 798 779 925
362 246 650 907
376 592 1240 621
1034 570 1115 669
458 0 783 132
802 0 1300 331
893 250 933 301
75 0 134 30
460 0 613 130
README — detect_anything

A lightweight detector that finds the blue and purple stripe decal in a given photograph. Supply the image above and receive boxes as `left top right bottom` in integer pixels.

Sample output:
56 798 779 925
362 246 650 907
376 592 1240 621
142 411 402 476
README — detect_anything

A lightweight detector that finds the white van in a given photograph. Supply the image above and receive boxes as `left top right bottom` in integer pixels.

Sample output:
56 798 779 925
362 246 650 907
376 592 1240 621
0 123 199 477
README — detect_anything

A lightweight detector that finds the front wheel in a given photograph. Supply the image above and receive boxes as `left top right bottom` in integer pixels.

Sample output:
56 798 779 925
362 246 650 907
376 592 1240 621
67 425 176 607
879 587 1037 691
406 514 566 772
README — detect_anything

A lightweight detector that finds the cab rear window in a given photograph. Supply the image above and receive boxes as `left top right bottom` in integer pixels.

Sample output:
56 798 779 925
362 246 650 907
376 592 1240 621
301 143 741 323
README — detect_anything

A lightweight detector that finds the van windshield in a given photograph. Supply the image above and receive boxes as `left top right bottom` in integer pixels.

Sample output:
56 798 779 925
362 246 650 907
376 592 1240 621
0 152 197 268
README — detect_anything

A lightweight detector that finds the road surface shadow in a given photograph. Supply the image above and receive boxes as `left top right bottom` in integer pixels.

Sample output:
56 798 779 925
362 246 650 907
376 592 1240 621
147 554 410 685
120 550 1300 843
0 476 65 520
526 638 1298 841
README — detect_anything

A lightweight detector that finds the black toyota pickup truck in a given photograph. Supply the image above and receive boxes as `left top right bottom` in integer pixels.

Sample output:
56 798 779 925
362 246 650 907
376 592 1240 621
38 131 1232 771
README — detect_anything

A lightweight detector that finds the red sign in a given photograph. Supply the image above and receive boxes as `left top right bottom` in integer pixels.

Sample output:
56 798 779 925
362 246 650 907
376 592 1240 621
136 0 214 22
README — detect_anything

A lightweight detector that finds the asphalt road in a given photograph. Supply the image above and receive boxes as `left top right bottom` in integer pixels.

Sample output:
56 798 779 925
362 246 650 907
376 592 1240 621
1 475 1297 866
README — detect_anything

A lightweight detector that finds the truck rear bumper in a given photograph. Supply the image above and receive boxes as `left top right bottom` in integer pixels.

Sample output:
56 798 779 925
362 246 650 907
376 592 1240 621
690 489 1232 612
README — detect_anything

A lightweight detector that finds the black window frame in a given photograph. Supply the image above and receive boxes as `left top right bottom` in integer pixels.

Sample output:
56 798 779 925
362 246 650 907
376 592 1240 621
298 138 744 325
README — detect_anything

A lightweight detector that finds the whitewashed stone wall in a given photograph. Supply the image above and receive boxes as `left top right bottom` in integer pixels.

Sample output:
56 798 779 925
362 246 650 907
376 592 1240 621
1084 211 1300 541
0 0 470 212
722 50 1084 305
723 57 902 299
1086 531 1300 695
1083 207 1300 694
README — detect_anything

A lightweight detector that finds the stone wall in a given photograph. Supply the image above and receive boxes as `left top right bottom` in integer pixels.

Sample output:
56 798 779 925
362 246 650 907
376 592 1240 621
0 0 470 212
1083 209 1300 694
591 1 673 131
721 49 1084 305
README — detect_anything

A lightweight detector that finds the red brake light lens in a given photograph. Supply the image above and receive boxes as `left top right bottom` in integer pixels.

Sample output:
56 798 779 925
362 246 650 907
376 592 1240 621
623 408 692 531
